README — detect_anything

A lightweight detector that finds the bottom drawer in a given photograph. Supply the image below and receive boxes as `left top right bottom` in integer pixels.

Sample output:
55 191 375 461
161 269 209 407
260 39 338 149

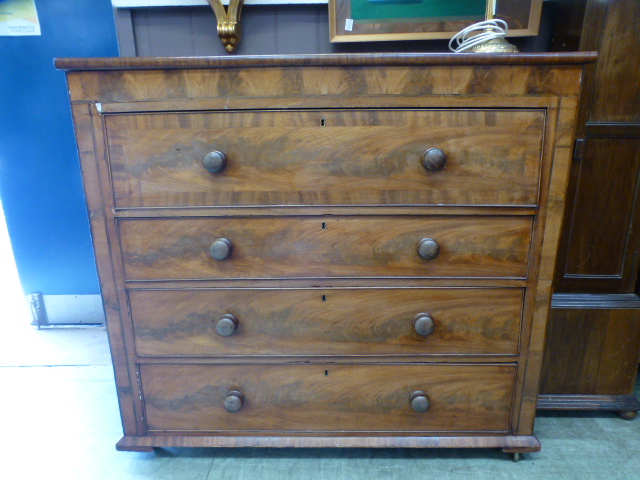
140 364 515 433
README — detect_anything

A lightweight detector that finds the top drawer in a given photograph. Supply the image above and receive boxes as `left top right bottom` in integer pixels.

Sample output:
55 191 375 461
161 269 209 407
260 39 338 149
105 109 545 208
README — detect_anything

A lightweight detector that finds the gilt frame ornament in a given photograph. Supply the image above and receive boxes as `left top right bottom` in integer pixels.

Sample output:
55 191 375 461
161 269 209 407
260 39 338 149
207 0 244 52
329 0 542 43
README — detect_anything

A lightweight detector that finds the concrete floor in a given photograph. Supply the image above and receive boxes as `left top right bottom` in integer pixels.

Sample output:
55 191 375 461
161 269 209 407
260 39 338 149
0 321 638 480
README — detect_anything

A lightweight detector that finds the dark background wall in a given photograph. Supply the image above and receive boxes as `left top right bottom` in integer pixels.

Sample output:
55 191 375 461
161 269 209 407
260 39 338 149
115 4 554 57
0 1 118 296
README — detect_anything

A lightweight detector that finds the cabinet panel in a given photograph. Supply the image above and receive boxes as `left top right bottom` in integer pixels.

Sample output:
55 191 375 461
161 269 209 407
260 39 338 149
558 137 640 292
589 0 640 123
541 307 640 395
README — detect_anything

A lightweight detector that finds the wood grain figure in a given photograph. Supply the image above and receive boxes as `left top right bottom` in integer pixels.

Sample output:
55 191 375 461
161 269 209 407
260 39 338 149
140 363 515 433
105 109 544 208
118 216 533 280
129 287 523 357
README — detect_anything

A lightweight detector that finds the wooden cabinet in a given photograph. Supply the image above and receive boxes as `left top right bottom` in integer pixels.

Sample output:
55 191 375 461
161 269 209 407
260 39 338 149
539 0 640 417
56 53 593 453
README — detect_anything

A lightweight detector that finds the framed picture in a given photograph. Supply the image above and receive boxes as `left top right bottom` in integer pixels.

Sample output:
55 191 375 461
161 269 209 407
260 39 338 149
329 0 543 42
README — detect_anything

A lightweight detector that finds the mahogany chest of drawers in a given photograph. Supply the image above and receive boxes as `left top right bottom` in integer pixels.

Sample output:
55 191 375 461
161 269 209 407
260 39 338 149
56 53 594 455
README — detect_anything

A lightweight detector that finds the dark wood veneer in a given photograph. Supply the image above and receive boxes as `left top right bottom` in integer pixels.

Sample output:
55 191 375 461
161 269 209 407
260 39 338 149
118 216 533 281
129 287 523 357
140 363 515 433
105 109 544 208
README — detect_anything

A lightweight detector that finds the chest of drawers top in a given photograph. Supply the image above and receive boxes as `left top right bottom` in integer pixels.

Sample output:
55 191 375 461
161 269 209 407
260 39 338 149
57 53 595 455
59 53 592 215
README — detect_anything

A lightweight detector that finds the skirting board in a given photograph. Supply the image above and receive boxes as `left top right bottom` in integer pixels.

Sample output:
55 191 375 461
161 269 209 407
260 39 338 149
27 294 105 326
537 394 640 414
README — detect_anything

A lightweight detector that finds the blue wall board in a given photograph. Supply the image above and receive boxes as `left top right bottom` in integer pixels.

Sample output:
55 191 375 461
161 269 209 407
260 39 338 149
0 2 118 295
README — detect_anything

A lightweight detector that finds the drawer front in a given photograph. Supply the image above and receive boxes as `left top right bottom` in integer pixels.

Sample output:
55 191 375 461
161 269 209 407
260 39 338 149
141 364 515 433
119 216 532 280
106 109 544 208
130 288 523 357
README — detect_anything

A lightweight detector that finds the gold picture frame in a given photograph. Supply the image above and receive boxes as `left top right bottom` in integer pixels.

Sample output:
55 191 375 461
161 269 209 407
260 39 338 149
329 0 543 42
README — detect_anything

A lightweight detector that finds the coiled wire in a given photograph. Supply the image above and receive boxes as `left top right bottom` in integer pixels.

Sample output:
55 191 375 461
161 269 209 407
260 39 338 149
448 19 510 53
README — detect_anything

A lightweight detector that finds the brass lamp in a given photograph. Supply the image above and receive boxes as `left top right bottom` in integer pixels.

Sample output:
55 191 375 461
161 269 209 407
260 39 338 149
469 0 518 53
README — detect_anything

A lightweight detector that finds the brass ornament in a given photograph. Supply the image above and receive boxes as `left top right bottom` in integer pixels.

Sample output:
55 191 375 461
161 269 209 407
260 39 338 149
472 0 518 53
449 0 519 53
207 0 244 53
469 37 518 53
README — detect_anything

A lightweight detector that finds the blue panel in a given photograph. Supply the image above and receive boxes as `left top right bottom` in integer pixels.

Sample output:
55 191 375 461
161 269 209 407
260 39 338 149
0 1 119 295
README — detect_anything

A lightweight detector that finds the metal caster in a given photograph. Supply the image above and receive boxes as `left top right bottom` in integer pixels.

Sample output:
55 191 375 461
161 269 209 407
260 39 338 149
511 452 521 462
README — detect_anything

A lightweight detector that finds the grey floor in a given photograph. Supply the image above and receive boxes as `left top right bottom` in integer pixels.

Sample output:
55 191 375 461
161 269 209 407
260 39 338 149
0 322 638 480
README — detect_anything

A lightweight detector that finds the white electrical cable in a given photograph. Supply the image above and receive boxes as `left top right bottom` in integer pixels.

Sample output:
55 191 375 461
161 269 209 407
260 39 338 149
448 19 510 53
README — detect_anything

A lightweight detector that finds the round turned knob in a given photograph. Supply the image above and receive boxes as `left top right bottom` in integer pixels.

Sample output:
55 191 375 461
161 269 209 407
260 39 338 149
417 238 440 261
223 390 244 413
421 148 447 171
410 391 430 413
413 313 435 336
203 150 227 174
210 238 233 260
216 314 238 337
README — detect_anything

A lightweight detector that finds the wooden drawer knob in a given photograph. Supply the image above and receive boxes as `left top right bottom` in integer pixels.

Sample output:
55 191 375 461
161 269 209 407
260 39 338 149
203 150 227 174
216 314 238 337
223 390 244 413
417 238 440 261
413 313 435 336
210 238 233 260
422 148 447 171
410 391 430 413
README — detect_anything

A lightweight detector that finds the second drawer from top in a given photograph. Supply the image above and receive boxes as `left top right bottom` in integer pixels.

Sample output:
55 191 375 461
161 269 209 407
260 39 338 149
118 216 533 281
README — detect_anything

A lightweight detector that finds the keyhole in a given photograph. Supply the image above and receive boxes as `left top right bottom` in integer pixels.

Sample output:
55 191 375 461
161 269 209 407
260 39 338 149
321 222 327 230
320 118 326 127
322 295 327 302
324 370 329 376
